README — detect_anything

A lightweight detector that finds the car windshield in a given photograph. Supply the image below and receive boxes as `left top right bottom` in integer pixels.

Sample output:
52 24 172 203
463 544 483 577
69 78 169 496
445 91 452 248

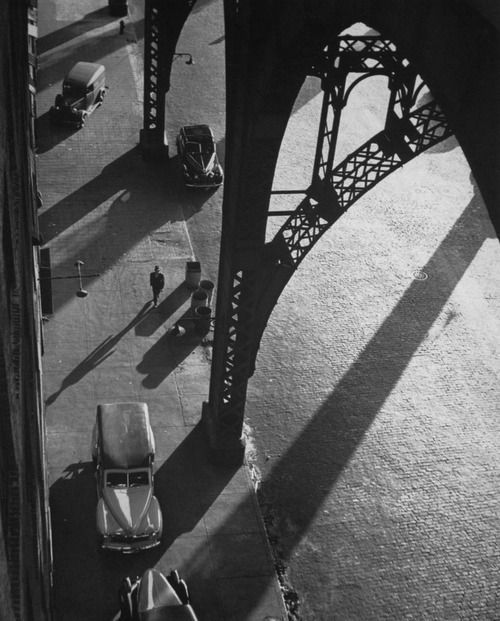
105 470 149 488
63 83 84 99
186 140 214 156
129 470 149 487
106 472 127 487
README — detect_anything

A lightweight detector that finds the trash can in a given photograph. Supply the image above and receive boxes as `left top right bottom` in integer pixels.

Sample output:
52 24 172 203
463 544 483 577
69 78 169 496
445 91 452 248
185 261 201 289
191 288 208 309
194 306 211 335
199 280 215 306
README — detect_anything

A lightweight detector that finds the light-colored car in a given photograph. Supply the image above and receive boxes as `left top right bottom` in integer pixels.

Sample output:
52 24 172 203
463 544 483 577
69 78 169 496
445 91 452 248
112 568 199 621
91 402 162 553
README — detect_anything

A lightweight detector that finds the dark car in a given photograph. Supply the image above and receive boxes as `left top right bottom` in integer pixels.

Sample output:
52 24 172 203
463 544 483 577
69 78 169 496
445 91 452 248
111 568 199 621
176 124 224 189
50 62 107 129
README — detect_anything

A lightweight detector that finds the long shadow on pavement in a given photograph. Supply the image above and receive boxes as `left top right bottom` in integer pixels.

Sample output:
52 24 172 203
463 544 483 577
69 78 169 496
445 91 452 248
258 184 493 554
38 19 144 93
135 284 192 337
38 7 115 54
46 303 152 405
39 148 213 313
49 182 492 618
136 315 202 389
178 180 497 618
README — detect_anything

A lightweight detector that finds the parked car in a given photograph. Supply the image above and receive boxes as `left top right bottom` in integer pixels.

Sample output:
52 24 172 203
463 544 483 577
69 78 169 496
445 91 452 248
50 62 107 129
91 402 162 553
176 124 224 189
111 568 199 621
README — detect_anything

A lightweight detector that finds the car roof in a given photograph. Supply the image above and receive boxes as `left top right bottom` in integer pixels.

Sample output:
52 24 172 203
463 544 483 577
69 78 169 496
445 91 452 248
97 402 154 468
64 62 105 88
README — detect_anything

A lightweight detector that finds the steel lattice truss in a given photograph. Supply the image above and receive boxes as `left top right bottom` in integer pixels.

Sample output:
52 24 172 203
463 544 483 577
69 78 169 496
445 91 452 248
277 101 452 268
207 35 454 461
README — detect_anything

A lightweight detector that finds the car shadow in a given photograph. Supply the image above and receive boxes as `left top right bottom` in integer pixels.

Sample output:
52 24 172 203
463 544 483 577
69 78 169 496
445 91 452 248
35 110 78 154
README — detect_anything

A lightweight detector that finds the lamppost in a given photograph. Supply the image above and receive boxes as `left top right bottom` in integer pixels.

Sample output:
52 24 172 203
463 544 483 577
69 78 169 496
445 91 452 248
39 260 99 299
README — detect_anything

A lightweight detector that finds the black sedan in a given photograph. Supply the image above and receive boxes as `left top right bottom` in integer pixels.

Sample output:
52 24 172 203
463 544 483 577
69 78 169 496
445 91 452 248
176 124 223 189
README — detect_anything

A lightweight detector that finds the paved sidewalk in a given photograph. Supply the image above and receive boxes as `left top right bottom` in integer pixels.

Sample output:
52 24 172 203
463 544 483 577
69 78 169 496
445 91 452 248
37 3 286 620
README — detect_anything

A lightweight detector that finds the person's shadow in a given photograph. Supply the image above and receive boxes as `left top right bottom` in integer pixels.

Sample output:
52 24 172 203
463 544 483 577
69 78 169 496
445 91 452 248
136 310 203 389
134 284 191 337
46 303 151 405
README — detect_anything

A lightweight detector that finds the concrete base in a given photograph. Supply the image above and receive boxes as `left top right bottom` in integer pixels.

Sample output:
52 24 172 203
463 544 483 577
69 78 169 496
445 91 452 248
202 401 246 467
139 128 169 160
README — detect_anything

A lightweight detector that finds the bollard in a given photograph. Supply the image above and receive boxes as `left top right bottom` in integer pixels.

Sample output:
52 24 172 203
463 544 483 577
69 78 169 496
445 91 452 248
194 306 211 335
190 288 208 310
199 280 215 306
185 261 201 289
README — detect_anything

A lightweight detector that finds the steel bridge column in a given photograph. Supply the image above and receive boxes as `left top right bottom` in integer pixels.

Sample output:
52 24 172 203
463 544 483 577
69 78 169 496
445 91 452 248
140 0 195 159
140 0 169 159
202 263 259 466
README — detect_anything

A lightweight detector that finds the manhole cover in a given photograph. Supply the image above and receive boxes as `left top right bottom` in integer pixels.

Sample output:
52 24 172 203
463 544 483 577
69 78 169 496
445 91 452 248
412 270 428 280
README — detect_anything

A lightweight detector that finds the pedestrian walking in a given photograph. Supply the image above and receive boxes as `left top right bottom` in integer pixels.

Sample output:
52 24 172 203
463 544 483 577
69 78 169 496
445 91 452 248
119 20 125 35
149 265 164 307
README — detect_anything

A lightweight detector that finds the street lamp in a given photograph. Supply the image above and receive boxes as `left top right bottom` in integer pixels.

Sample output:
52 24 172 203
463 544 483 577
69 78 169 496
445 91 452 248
74 261 88 297
39 260 99 298
173 52 194 65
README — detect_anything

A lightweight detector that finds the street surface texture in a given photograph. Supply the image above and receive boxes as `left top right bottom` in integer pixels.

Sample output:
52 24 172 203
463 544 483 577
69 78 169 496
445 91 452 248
37 1 285 620
36 0 500 620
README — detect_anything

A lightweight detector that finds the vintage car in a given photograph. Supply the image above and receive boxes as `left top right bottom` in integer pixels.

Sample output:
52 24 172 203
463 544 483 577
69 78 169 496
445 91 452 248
50 62 107 128
111 568 199 621
91 402 162 553
176 124 224 189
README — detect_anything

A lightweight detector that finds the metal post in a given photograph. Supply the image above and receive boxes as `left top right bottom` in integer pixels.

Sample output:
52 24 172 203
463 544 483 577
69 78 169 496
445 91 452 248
140 0 169 159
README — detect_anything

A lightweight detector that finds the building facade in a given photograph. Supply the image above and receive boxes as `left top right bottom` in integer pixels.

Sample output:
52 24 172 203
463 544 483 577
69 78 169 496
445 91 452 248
0 1 53 619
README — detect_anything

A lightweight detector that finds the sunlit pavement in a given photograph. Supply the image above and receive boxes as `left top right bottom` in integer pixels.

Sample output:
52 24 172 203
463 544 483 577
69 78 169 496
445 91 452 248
244 38 500 621
37 1 500 620
37 1 286 619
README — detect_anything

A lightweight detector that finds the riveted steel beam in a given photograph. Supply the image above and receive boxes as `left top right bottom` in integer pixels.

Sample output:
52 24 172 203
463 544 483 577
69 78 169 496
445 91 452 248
204 31 453 466
140 0 195 159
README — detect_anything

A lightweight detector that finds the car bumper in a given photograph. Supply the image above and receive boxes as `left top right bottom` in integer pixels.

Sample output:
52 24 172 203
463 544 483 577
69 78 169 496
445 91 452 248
184 177 223 189
101 534 161 553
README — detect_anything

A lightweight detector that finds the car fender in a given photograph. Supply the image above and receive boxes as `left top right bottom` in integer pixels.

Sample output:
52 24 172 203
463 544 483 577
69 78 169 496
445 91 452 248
96 497 121 536
139 495 163 536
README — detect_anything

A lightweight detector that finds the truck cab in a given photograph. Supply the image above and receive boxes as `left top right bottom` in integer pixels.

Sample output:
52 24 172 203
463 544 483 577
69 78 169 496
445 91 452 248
92 402 162 553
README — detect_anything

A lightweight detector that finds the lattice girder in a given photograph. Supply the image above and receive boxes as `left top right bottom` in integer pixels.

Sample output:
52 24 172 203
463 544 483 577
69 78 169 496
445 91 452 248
204 31 454 464
248 99 453 368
